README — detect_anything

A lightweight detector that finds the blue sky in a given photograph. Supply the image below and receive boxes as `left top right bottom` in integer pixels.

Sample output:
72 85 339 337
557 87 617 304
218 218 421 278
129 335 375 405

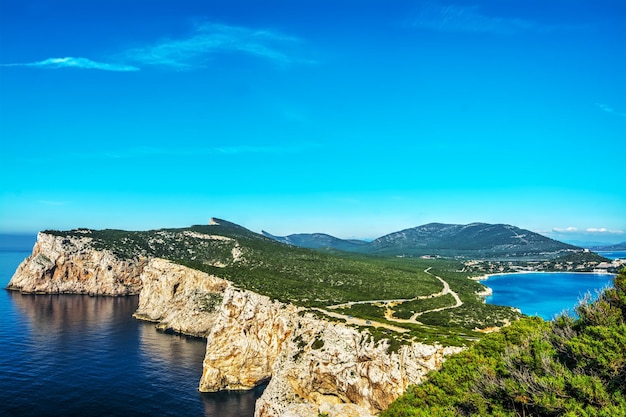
1 0 625 244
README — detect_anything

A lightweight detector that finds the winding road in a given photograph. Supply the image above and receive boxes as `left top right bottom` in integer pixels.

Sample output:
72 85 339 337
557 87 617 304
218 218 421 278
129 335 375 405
316 267 464 332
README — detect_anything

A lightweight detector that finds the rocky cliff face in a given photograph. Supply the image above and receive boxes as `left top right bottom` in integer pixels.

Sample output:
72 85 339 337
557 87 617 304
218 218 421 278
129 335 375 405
7 232 463 417
258 325 461 417
196 286 462 416
133 258 229 337
133 262 461 416
7 232 146 295
199 287 295 392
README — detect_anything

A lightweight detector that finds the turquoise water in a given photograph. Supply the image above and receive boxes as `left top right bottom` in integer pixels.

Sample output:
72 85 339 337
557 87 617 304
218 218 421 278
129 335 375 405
484 272 615 320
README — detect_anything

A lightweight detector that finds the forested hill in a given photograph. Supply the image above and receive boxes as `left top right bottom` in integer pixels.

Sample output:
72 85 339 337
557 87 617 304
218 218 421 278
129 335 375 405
260 230 369 251
368 223 579 258
592 241 626 251
264 222 580 260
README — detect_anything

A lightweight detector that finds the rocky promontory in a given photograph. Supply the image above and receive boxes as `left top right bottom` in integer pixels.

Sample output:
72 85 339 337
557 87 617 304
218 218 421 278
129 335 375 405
7 231 462 417
7 232 146 295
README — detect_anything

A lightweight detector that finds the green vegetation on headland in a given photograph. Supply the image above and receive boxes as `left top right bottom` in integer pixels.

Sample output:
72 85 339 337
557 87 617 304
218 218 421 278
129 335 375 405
43 220 521 346
381 268 626 417
43 220 625 413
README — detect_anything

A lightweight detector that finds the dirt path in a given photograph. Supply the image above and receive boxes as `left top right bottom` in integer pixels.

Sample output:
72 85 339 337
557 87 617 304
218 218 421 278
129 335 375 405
410 267 463 318
312 308 410 333
316 267 464 331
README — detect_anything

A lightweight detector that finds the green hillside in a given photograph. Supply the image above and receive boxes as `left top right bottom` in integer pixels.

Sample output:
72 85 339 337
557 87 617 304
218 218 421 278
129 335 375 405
553 250 611 264
381 268 626 417
44 219 521 346
261 230 369 251
367 223 579 259
264 222 581 260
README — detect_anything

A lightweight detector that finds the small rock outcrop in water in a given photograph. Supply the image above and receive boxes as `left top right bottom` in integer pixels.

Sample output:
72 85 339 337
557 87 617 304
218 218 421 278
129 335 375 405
7 232 463 417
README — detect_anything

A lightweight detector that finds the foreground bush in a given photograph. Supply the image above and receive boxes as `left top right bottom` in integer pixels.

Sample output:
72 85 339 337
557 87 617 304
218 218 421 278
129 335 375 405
382 268 626 417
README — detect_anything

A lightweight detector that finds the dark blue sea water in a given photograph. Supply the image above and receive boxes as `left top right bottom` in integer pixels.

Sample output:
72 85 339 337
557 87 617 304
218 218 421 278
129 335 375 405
0 250 261 417
484 272 615 320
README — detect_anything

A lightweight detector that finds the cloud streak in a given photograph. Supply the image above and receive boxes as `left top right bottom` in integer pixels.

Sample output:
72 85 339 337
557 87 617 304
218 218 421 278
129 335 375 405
552 226 624 235
124 23 308 69
586 228 624 235
1 57 139 72
595 103 626 118
552 227 578 233
1 23 309 73
412 3 546 34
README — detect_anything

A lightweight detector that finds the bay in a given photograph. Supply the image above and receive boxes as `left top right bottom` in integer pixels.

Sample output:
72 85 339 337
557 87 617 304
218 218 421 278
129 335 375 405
484 272 615 320
0 250 261 417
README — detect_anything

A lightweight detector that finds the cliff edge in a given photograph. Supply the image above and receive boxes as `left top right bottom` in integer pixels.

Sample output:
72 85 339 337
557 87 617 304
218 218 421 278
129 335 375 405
7 232 145 295
7 232 462 417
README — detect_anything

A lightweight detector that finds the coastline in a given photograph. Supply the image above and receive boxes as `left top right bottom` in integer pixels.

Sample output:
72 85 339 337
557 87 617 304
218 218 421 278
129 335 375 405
469 273 495 299
472 270 615 280
470 270 616 302
473 271 616 320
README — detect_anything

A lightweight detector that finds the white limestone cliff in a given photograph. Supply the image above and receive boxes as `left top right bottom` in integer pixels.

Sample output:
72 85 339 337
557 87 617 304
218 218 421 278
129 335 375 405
7 232 145 295
194 286 462 417
132 258 229 337
133 262 462 416
7 232 463 417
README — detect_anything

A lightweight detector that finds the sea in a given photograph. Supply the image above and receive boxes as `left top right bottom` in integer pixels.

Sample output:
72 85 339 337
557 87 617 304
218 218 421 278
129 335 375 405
0 246 262 417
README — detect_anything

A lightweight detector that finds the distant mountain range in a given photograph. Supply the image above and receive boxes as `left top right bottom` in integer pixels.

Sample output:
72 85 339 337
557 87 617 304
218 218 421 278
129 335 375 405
591 241 626 251
263 222 581 260
260 231 369 251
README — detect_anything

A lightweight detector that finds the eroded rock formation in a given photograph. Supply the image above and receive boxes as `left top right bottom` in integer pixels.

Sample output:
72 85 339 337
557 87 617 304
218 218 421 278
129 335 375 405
133 258 229 337
7 232 145 295
7 232 463 417
199 289 462 417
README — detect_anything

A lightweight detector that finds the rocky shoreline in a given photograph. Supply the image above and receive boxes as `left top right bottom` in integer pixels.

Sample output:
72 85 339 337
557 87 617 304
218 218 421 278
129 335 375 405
7 232 462 417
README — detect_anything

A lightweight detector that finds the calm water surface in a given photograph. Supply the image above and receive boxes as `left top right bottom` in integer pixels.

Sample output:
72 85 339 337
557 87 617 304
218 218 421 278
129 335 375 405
0 250 261 417
596 251 626 260
485 272 615 320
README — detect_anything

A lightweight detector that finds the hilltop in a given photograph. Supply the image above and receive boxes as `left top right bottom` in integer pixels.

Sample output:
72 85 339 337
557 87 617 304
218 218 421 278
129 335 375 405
261 230 368 251
264 222 580 260
592 241 626 251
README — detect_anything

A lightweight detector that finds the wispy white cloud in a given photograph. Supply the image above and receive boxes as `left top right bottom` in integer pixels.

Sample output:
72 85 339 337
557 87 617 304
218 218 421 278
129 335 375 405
595 103 626 118
124 23 310 69
586 228 624 235
552 227 578 233
1 57 139 72
551 226 624 235
412 2 546 34
1 23 309 73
